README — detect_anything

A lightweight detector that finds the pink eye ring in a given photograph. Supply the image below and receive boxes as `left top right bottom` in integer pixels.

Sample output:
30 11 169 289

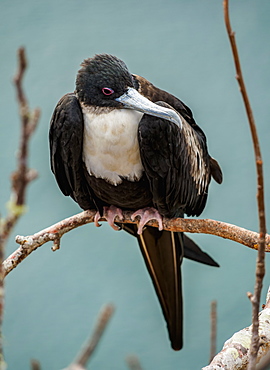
102 87 114 95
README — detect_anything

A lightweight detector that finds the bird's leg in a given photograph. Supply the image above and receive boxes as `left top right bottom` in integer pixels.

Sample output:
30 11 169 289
131 207 163 235
94 205 124 231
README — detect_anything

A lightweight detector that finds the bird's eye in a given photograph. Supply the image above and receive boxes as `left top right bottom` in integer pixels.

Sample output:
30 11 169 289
102 87 114 96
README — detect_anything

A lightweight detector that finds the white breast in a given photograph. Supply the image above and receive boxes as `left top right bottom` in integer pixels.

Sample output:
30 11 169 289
82 107 144 185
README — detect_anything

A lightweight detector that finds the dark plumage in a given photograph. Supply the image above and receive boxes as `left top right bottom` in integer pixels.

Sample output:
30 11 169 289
49 54 222 350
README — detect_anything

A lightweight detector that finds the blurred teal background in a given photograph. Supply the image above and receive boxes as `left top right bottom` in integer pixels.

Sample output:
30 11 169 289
1 0 270 369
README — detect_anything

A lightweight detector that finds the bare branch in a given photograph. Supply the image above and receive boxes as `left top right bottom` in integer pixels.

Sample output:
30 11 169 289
126 355 144 370
202 287 270 370
0 47 40 247
30 359 41 370
13 47 27 106
0 47 39 370
3 210 270 278
223 1 267 368
65 304 115 370
12 47 40 206
209 301 217 363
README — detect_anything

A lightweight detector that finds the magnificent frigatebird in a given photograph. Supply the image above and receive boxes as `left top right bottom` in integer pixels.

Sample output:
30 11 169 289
49 54 222 350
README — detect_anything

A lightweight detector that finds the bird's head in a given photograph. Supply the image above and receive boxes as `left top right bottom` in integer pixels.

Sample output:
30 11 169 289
76 54 182 128
76 54 133 108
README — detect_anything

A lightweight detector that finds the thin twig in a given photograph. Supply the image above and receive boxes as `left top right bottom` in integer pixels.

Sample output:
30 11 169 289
66 304 115 369
209 301 217 363
0 47 39 246
126 355 144 370
223 1 267 369
12 47 40 206
3 210 270 278
30 359 41 370
0 47 39 370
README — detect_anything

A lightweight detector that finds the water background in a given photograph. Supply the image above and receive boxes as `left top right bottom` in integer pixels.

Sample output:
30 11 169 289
1 1 270 369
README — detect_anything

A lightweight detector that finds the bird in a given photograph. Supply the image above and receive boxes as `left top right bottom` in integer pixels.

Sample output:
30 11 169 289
49 53 222 351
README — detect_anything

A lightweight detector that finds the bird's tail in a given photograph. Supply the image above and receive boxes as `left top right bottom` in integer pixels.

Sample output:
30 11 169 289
137 227 183 350
120 224 219 350
182 234 219 267
120 224 183 350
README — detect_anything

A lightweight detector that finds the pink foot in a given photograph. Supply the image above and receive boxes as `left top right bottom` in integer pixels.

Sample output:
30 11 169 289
131 207 163 235
94 206 124 231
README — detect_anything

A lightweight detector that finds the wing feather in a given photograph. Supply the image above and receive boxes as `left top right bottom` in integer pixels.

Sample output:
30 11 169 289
49 93 94 210
133 74 223 186
138 101 211 217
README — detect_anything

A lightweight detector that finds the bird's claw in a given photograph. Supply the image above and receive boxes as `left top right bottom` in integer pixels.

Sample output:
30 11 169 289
131 207 163 235
94 206 124 231
104 206 124 230
94 211 102 227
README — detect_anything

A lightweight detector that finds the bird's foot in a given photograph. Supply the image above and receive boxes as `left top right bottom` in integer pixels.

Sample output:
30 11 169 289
131 207 163 235
94 206 124 231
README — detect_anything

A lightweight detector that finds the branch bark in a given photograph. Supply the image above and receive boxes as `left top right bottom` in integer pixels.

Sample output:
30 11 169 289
223 1 267 369
126 355 144 370
202 287 270 370
64 304 114 370
0 47 39 370
31 359 41 370
3 210 270 278
0 47 39 246
210 301 217 363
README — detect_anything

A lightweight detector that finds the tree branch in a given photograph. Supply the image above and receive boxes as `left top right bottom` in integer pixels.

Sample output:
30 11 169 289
223 1 267 368
3 210 270 278
64 304 114 370
202 287 270 370
0 47 39 370
0 47 40 246
126 355 144 370
30 359 41 370
209 301 217 364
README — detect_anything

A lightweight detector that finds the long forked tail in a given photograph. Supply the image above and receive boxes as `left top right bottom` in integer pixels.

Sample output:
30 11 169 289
137 227 183 350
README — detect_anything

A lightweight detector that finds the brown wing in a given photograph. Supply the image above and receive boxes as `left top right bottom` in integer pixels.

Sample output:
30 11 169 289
49 93 95 210
133 74 223 185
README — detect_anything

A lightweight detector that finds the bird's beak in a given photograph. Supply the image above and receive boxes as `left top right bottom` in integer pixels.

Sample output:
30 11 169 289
115 87 182 129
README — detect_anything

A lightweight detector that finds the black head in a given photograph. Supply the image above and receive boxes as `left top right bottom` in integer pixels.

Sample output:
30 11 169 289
75 54 135 107
75 54 182 128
